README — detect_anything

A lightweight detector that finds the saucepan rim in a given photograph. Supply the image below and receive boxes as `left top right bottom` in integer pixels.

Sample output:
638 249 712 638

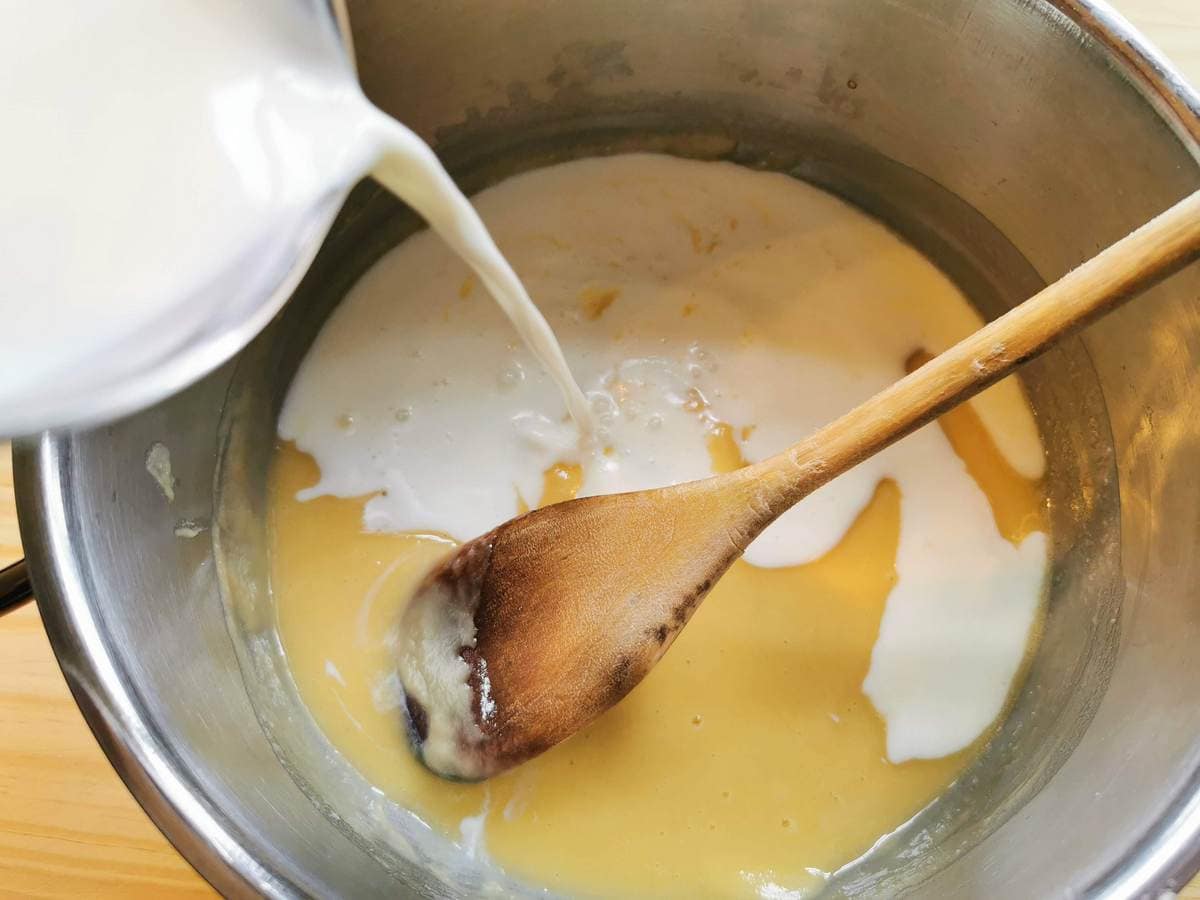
12 1 1200 896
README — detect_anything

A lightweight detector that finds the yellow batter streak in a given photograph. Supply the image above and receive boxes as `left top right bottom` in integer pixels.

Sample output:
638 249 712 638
268 373 1042 897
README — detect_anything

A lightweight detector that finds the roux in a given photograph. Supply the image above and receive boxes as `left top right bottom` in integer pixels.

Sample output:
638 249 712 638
272 155 1047 896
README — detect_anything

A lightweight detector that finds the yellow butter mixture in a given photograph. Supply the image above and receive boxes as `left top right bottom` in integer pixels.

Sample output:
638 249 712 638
269 384 1041 896
268 154 1048 897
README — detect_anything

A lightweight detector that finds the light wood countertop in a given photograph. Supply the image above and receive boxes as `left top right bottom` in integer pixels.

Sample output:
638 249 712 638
1 3 1197 896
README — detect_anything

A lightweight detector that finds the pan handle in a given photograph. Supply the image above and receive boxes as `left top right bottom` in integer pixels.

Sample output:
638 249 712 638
0 559 32 613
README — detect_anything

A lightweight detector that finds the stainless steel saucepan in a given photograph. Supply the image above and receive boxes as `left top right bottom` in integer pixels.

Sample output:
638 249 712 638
11 1 1200 896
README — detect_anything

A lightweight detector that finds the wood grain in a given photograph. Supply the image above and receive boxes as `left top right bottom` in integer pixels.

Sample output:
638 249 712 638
0 2 1196 896
0 450 214 898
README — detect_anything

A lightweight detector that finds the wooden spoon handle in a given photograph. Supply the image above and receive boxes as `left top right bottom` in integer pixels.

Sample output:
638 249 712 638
747 189 1200 512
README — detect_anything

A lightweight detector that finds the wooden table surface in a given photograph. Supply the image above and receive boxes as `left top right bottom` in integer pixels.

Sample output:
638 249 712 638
2 4 1198 897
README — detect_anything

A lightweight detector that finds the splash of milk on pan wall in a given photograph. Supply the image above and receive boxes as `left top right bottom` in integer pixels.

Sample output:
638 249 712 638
0 0 590 434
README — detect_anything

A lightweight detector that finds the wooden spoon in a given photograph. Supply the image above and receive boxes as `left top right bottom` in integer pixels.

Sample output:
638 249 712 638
396 190 1200 782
